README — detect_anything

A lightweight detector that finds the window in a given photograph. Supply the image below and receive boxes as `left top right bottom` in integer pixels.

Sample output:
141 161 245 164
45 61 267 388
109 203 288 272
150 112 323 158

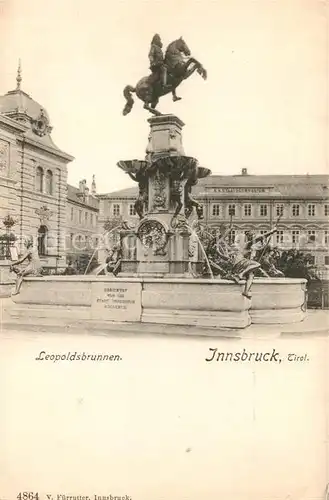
325 205 329 217
38 225 48 256
325 230 329 245
90 213 93 225
45 170 53 195
276 204 284 217
292 230 300 244
36 166 44 192
229 230 235 245
308 230 316 242
212 204 220 216
129 204 136 216
308 204 316 217
198 205 204 218
244 204 251 216
85 212 88 224
292 204 300 217
259 230 267 236
79 210 82 224
70 207 74 221
260 204 268 217
113 204 120 217
228 204 235 216
325 255 329 265
276 230 284 244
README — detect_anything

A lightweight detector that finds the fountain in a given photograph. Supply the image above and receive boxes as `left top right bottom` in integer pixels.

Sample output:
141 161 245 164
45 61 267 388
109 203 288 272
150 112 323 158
7 113 307 332
6 33 307 332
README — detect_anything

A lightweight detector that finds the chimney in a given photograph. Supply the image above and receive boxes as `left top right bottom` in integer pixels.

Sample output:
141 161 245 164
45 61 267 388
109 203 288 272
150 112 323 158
77 179 87 201
79 179 87 193
241 168 248 176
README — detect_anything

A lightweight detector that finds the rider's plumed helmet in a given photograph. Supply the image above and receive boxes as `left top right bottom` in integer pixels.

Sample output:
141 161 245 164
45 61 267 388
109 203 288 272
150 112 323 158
151 34 162 48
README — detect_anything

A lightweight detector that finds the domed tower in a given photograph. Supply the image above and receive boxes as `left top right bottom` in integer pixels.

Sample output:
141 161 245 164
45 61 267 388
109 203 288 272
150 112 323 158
0 61 74 271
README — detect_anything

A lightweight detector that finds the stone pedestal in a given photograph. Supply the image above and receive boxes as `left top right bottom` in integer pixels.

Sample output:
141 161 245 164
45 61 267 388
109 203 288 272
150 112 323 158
146 115 185 161
118 114 208 278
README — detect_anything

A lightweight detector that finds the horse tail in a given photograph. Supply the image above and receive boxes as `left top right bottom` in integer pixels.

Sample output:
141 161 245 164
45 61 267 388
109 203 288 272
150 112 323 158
122 85 136 115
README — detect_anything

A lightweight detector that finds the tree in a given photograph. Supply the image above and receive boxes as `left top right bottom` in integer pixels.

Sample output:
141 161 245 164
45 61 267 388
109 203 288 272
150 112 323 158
276 249 319 283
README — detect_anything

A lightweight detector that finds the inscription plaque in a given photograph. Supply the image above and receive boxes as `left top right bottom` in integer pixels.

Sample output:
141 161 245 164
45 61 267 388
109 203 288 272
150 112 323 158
91 282 142 322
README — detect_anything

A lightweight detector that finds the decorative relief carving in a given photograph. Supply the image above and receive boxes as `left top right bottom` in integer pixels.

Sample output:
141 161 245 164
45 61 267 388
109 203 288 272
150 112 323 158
35 205 53 224
170 213 190 234
0 140 9 172
151 170 167 212
137 219 169 256
189 238 198 258
169 128 177 139
31 109 50 137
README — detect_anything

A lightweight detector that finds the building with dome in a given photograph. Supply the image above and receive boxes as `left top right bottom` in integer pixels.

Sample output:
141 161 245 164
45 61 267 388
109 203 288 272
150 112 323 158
0 62 74 270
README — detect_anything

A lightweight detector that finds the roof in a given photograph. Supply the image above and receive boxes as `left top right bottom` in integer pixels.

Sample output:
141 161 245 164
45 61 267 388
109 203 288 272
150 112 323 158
67 184 99 210
198 174 329 199
97 186 138 199
0 78 73 161
98 174 329 200
0 89 50 120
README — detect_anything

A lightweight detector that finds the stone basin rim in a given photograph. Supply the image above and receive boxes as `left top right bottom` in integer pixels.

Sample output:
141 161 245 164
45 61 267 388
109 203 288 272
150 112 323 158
20 277 307 285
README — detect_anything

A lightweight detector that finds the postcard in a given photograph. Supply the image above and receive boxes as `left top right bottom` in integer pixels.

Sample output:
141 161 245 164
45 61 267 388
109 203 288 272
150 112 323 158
0 0 328 498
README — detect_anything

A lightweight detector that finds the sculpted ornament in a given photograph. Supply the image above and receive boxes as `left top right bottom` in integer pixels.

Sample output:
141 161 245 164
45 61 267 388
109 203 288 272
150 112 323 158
35 205 53 223
189 238 198 258
117 160 149 219
137 219 169 256
151 170 167 211
0 140 9 171
31 109 50 137
171 214 190 234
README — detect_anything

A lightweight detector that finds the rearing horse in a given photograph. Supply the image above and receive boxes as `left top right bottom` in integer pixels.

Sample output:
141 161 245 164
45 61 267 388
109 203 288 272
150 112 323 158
122 37 207 116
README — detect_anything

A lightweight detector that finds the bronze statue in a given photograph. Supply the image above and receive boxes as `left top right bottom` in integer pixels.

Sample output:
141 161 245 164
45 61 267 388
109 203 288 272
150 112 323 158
90 246 121 276
148 34 170 93
126 166 148 219
123 36 207 116
244 228 277 260
209 224 262 298
10 236 43 295
184 168 203 220
256 246 284 277
244 227 278 277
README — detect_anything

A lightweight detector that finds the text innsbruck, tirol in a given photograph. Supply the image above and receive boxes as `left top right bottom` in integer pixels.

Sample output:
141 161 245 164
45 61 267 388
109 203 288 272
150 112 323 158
205 348 310 363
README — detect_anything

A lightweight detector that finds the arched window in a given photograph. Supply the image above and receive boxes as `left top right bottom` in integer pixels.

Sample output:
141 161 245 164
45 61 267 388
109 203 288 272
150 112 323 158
45 170 53 195
36 166 44 192
38 225 48 256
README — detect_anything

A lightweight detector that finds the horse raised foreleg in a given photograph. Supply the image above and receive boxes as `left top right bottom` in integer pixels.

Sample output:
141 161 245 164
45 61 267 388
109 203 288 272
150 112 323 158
183 58 207 80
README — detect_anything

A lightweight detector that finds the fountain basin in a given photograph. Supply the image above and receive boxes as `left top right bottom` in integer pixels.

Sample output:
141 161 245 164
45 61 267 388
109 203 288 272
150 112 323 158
0 261 14 298
250 278 307 324
5 276 306 333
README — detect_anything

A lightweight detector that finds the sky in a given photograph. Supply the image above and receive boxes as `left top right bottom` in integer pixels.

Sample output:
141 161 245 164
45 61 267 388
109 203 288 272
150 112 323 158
0 0 328 194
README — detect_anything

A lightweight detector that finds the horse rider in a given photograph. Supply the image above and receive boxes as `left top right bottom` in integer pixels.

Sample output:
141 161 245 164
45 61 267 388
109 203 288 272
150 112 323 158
148 34 169 91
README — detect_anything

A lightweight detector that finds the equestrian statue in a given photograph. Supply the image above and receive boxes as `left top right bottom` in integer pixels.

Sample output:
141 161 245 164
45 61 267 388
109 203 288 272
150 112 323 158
122 34 207 116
